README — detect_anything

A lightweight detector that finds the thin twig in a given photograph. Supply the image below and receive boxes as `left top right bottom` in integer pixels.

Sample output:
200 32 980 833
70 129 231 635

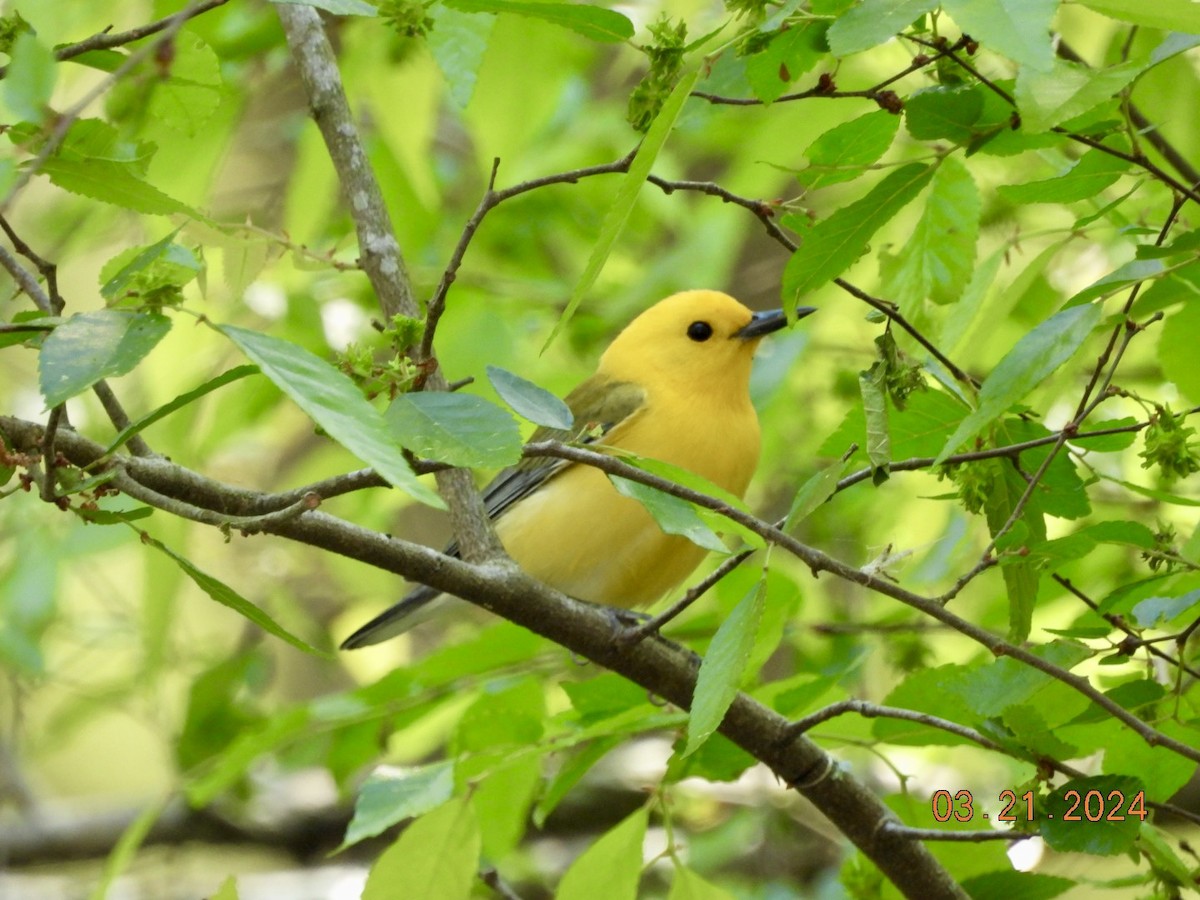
112 466 321 533
0 0 231 79
418 153 637 367
833 279 978 388
277 4 503 566
0 215 60 312
835 418 1156 494
786 700 1005 752
618 547 758 645
39 407 63 503
880 824 1032 843
91 381 152 458
1 220 154 454
1056 39 1200 188
1055 575 1200 682
691 42 957 108
0 243 54 315
907 36 1200 208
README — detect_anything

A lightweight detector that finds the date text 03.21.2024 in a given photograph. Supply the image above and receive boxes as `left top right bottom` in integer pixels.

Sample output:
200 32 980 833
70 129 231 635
932 789 1148 824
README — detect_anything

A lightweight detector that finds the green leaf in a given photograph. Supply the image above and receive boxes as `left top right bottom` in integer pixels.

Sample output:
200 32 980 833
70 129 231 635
745 21 827 104
184 707 312 806
38 157 197 216
782 163 935 308
618 456 766 550
444 0 633 42
1076 521 1159 551
798 109 900 190
883 156 980 306
998 148 1129 204
533 735 623 827
91 798 170 900
1077 0 1200 32
1072 417 1139 451
68 49 126 73
453 678 545 752
39 310 171 407
784 457 852 531
1015 59 1142 133
609 476 730 553
548 66 700 349
668 864 737 900
51 117 155 169
177 653 264 771
427 4 493 108
959 871 1074 900
74 505 154 525
562 671 651 720
935 303 1103 463
904 85 984 144
139 531 330 658
5 32 56 122
981 454 1045 640
386 392 521 469
1160 299 1200 404
362 797 481 900
218 325 443 507
1041 776 1143 855
685 580 765 755
148 33 224 137
1149 31 1200 66
486 364 573 429
1003 703 1081 758
99 230 194 300
859 365 890 475
942 0 1056 70
210 876 240 900
1102 721 1200 800
471 753 540 858
826 0 937 56
1068 258 1164 306
1003 419 1090 520
1103 474 1200 507
271 0 378 14
343 761 455 848
102 365 259 455
557 807 648 900
1029 519 1157 566
955 643 1091 719
667 731 756 784
1131 589 1200 627
821 388 967 463
875 665 976 746
1139 824 1197 888
1137 227 1200 259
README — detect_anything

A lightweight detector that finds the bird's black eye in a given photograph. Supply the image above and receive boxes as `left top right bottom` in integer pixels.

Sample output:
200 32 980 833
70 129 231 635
687 321 713 342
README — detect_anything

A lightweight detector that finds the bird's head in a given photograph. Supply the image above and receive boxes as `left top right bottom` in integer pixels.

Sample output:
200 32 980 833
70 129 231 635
597 290 814 399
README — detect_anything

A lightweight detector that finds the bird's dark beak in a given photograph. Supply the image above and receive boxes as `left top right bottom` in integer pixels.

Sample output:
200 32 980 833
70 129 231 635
734 306 815 339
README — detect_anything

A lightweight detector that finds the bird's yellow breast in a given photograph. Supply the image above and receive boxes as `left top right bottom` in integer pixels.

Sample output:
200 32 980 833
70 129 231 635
495 387 761 608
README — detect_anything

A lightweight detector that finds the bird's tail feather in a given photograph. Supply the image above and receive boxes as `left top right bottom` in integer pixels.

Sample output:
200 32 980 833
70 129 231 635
340 585 447 649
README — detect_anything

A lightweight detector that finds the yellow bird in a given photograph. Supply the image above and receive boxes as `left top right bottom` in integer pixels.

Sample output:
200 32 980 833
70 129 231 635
342 290 815 648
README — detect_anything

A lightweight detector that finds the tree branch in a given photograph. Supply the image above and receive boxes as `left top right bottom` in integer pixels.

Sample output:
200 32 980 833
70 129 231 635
787 700 1006 753
276 4 501 566
0 413 965 899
